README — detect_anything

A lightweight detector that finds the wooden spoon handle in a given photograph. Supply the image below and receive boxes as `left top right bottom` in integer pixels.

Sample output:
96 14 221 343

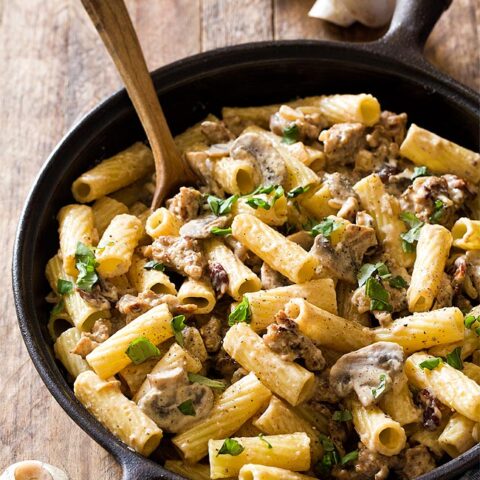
80 0 196 208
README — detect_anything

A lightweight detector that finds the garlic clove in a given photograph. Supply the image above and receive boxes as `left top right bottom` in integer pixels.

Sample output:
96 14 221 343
342 0 396 27
0 461 69 480
308 0 356 27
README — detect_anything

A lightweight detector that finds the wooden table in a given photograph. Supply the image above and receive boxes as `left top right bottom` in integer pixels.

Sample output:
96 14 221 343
0 1 478 478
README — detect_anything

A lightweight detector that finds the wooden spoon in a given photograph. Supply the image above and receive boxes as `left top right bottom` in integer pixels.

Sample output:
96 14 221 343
81 0 197 209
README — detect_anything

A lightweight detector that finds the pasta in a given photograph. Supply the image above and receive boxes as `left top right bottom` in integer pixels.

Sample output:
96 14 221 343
45 93 480 477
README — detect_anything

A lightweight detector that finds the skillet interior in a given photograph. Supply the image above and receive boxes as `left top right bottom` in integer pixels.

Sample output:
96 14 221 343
13 41 480 480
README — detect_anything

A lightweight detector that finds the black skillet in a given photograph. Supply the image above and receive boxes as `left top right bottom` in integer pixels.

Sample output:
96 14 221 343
12 0 480 478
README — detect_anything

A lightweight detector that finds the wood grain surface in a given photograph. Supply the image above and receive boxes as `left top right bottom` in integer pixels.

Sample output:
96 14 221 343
0 1 478 478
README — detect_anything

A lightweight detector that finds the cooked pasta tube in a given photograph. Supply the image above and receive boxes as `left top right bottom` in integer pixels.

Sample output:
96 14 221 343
48 306 73 341
204 239 261 300
438 413 477 458
45 255 110 332
145 207 181 238
293 404 329 434
222 105 280 135
208 433 311 479
72 143 155 203
118 357 159 397
349 398 406 456
410 428 445 457
177 278 216 314
232 214 318 284
246 279 337 332
74 370 162 455
91 196 129 237
134 342 202 402
285 299 374 352
127 254 176 295
354 174 413 268
374 307 464 353
253 396 322 462
463 362 480 384
300 184 338 219
232 193 288 226
54 328 90 379
95 214 144 278
239 465 317 480
473 423 480 442
407 224 452 312
174 113 217 152
286 142 325 172
86 304 173 379
214 157 256 195
451 218 480 250
172 372 272 463
223 324 315 406
405 352 480 422
429 327 480 359
164 461 210 480
109 177 151 207
400 124 480 184
379 382 421 426
57 204 97 276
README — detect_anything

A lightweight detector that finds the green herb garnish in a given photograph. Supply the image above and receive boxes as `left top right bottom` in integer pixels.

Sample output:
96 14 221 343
287 185 311 198
310 218 342 239
211 227 232 236
365 277 392 312
187 373 226 390
246 197 271 210
228 296 251 326
258 433 273 449
332 410 353 422
419 357 442 370
412 166 430 180
207 194 239 216
171 314 186 346
446 347 463 370
125 337 160 365
57 279 73 295
282 123 300 145
371 374 388 399
389 276 408 289
75 242 99 292
217 438 244 456
50 299 64 318
400 212 424 253
144 260 165 271
429 199 444 224
464 315 478 329
177 399 196 416
341 450 359 465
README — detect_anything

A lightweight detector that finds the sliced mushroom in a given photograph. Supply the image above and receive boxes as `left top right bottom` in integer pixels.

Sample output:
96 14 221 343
329 342 404 406
231 131 287 186
137 366 214 433
0 461 68 480
200 120 235 145
179 214 230 239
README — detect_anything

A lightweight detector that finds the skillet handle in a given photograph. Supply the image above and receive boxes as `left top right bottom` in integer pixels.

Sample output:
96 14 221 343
119 455 183 480
375 0 453 56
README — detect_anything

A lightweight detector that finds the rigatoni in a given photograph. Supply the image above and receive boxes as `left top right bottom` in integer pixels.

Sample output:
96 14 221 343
127 254 176 295
164 461 210 480
91 196 128 237
223 323 315 406
239 465 317 480
451 218 480 250
72 142 155 203
438 413 477 457
145 207 181 238
177 278 216 314
214 157 256 195
54 328 90 379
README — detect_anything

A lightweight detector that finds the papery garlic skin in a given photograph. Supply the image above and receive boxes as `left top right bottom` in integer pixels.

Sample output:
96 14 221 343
0 461 68 480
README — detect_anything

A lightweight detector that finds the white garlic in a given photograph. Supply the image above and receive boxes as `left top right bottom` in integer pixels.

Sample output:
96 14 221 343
0 461 68 480
309 0 396 28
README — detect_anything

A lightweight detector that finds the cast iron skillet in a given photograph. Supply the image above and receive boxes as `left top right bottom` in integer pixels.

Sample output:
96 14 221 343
12 0 480 478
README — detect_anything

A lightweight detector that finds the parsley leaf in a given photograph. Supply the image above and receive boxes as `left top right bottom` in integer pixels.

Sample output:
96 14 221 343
211 227 232 236
188 373 226 390
50 299 64 318
144 260 165 271
171 315 186 346
310 218 342 239
316 435 341 475
282 123 300 144
371 374 388 399
57 279 73 295
125 337 160 365
341 450 359 465
465 315 478 329
217 438 244 456
177 399 196 416
319 434 335 452
207 194 238 216
419 357 442 370
446 347 463 370
258 433 273 449
400 212 424 253
287 185 311 198
429 199 444 224
365 277 392 312
246 197 271 210
333 410 353 422
389 276 408 289
75 242 99 292
228 297 251 326
375 262 391 279
357 263 378 287
412 166 430 180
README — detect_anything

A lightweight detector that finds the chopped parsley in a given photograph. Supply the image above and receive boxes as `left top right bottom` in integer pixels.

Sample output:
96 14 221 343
50 299 64 318
171 315 187 346
75 242 99 292
357 263 378 287
246 185 284 210
187 373 226 390
341 450 359 465
207 194 238 216
217 438 245 456
177 399 196 416
57 279 73 295
419 357 442 370
446 347 463 370
258 433 273 449
310 218 342 239
429 199 444 224
316 435 341 476
211 227 232 236
246 197 271 210
365 277 392 312
228 296 251 326
333 410 353 422
389 275 408 289
287 185 311 198
400 212 424 253
144 260 165 271
125 337 160 365
282 123 300 145
371 374 388 399
411 166 430 180
464 315 478 329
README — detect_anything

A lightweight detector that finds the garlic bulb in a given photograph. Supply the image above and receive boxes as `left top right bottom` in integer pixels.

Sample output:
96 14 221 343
0 461 68 480
309 0 396 28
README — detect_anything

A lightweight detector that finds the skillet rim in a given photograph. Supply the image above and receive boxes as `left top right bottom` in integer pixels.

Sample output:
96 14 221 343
12 39 480 480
